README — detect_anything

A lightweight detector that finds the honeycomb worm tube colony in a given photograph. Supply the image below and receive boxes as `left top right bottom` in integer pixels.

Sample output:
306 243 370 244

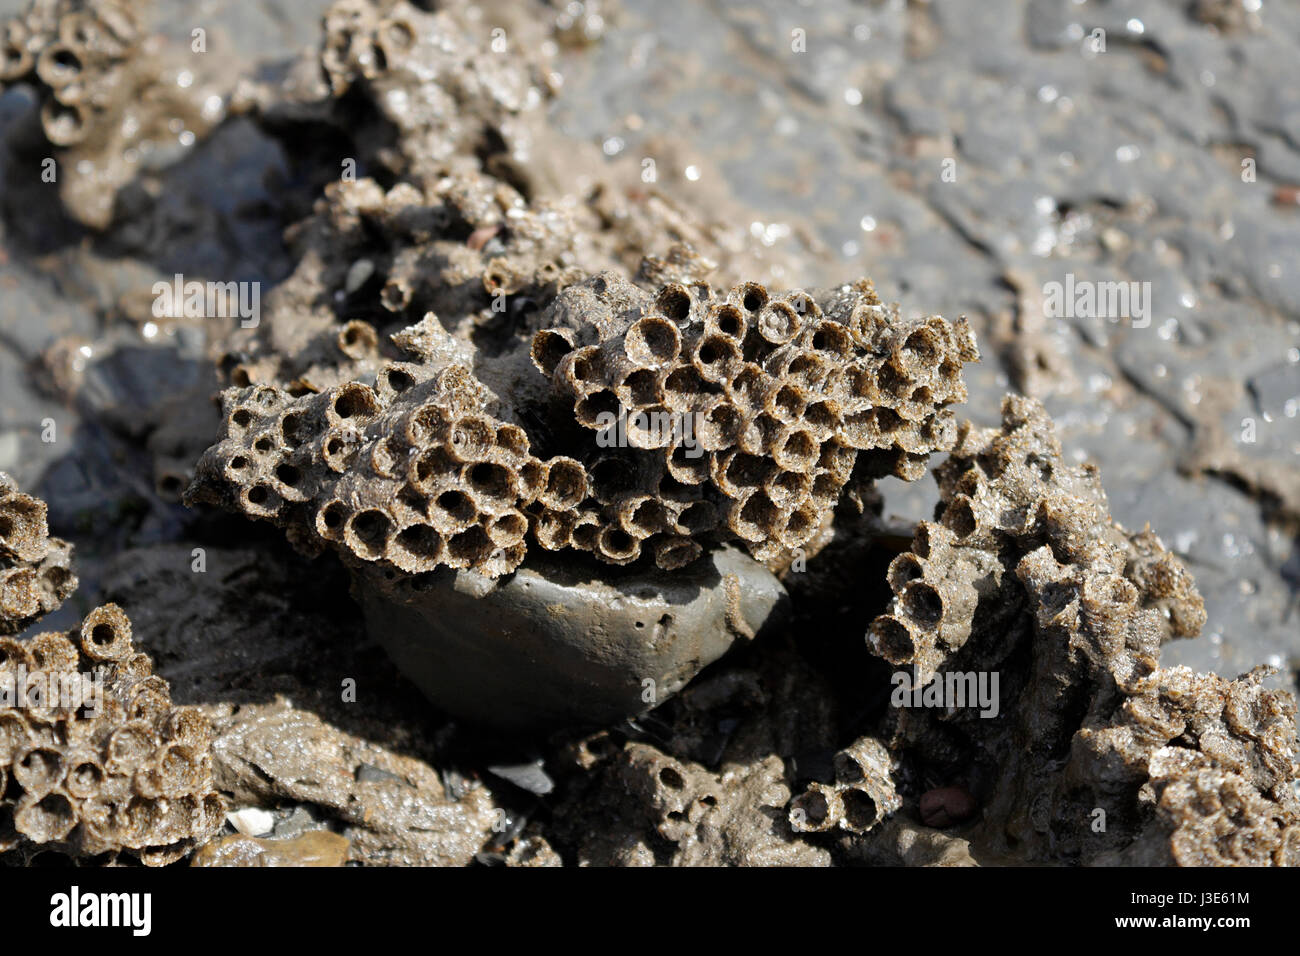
188 275 977 581
183 83 977 727
0 0 224 228
789 735 901 836
0 604 224 865
179 0 977 728
0 473 77 635
186 269 975 726
866 396 1298 865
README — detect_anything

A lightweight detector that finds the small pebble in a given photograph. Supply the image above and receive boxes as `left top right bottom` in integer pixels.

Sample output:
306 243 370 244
227 806 276 836
919 786 977 827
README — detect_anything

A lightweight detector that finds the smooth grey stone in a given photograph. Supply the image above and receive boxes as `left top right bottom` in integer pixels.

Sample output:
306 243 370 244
354 546 789 733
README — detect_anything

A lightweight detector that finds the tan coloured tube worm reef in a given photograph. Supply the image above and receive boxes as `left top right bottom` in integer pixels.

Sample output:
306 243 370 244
1 479 224 865
0 472 76 635
0 0 224 229
0 0 1294 866
179 0 978 729
180 0 1296 857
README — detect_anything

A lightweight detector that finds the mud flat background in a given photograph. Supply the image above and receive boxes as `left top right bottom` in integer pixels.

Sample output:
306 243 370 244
0 0 1297 867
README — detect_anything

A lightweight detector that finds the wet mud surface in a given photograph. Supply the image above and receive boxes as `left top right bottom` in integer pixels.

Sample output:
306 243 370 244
0 0 1296 866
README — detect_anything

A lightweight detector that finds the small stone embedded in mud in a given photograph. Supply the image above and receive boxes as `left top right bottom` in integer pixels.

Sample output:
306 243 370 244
191 829 351 867
918 786 977 829
485 759 554 796
226 806 275 837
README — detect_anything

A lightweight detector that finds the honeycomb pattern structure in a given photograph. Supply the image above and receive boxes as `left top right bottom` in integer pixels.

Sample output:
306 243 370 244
0 604 225 865
866 396 1297 865
868 393 1204 685
0 0 142 152
1093 665 1299 866
0 473 77 635
189 272 976 577
788 735 900 835
532 274 977 566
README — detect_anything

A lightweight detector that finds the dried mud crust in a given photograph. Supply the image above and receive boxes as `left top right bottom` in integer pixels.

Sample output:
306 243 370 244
546 644 840 866
0 472 76 634
206 699 498 867
0 0 224 228
864 396 1299 865
0 603 224 865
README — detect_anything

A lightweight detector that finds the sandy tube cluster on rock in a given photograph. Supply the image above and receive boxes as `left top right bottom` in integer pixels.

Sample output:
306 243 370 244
0 0 142 151
0 603 225 865
866 396 1299 865
869 394 1206 685
0 472 76 635
188 273 976 578
532 274 977 567
188 0 969 579
0 0 222 228
788 735 900 836
172 0 980 733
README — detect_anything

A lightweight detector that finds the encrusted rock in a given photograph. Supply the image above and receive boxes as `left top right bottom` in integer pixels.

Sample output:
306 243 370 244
0 473 76 634
789 735 900 835
867 396 1298 865
0 0 224 228
190 829 351 867
0 604 224 865
354 544 787 731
